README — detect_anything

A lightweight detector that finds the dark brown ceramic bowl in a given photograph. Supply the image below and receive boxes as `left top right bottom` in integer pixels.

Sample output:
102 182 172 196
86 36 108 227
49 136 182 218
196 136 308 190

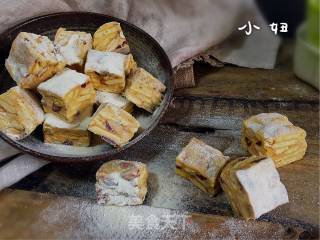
0 12 173 163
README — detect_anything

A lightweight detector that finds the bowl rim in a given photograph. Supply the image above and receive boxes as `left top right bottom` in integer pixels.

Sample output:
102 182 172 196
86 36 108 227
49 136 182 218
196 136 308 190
0 11 174 163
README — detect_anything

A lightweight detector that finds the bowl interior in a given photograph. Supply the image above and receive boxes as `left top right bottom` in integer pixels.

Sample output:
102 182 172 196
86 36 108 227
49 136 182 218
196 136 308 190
0 12 173 162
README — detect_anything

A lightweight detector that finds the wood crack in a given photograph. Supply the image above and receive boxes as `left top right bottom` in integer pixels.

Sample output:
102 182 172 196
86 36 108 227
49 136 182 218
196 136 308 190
161 123 216 133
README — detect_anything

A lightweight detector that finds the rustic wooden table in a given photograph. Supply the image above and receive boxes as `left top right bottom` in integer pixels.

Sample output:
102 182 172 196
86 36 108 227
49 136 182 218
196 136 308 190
0 42 319 239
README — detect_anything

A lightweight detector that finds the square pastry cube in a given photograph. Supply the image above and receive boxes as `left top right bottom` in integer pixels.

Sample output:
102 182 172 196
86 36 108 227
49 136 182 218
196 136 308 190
85 49 135 93
37 68 96 123
176 138 229 196
96 160 148 206
96 91 134 113
88 104 140 147
124 68 166 113
54 28 92 69
5 32 65 89
43 113 91 147
220 156 289 220
93 22 130 54
0 86 44 140
241 113 307 167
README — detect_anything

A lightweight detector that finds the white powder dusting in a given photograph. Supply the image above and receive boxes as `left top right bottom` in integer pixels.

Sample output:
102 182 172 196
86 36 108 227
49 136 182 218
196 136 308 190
21 32 57 61
28 34 56 60
42 143 107 156
85 49 126 77
44 113 90 130
263 124 296 139
54 29 92 66
32 194 294 239
37 68 88 97
236 158 289 218
5 60 29 83
5 32 60 83
57 34 82 65
97 172 140 206
38 200 191 239
95 91 130 108
245 113 296 139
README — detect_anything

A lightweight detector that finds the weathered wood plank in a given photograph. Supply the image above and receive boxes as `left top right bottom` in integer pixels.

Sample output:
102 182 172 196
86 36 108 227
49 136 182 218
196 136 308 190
11 124 319 236
174 65 319 102
162 97 319 138
0 189 306 239
174 43 319 102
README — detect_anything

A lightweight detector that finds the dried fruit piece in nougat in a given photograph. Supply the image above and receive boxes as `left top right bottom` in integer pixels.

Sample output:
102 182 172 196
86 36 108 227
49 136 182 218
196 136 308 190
176 138 229 196
0 86 44 140
5 32 65 89
85 49 135 93
124 68 166 113
96 160 148 206
241 113 307 167
220 156 289 220
37 68 96 123
54 28 92 69
88 103 140 147
96 91 134 113
93 22 130 54
43 113 91 147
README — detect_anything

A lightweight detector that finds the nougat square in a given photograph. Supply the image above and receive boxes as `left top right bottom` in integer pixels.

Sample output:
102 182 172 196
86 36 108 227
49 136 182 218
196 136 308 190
54 28 92 69
85 49 135 93
96 91 134 113
5 32 65 89
93 22 130 54
124 68 166 112
0 86 44 140
96 160 148 206
220 156 289 220
176 138 229 196
37 68 96 123
43 113 91 147
88 103 140 147
241 113 307 167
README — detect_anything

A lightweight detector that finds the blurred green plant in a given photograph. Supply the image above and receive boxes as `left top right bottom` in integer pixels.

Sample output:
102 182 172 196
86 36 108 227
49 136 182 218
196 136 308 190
306 0 319 48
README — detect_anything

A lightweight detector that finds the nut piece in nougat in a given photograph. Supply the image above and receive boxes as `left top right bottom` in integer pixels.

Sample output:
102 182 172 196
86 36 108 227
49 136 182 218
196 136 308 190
37 68 96 123
88 104 140 147
96 160 148 206
176 138 229 196
220 156 289 220
43 114 91 147
124 68 166 113
96 91 134 113
93 22 130 54
0 86 44 140
5 32 65 89
54 28 92 69
241 113 307 167
85 49 135 93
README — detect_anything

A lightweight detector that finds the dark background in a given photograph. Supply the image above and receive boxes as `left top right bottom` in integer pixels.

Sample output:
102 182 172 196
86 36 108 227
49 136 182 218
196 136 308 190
256 0 306 37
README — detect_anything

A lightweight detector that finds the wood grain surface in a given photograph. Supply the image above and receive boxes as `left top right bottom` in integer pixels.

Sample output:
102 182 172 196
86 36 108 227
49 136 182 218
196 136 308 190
0 189 305 239
175 43 319 102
